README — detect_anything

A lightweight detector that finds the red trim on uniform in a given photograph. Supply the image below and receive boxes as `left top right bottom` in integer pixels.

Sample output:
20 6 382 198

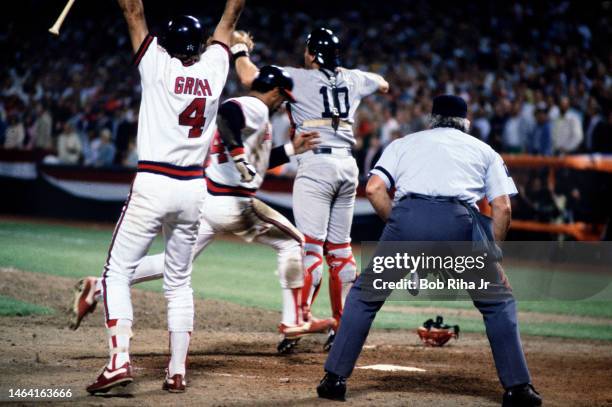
304 235 324 246
132 34 154 66
206 177 257 197
229 147 245 157
324 241 352 251
111 335 117 348
137 162 204 178
291 288 301 325
210 40 231 60
101 185 133 322
112 354 117 370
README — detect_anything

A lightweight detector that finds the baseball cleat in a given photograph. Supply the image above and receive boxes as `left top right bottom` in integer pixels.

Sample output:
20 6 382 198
86 362 133 395
317 371 347 401
278 317 336 339
323 329 336 352
277 337 301 354
502 383 542 407
70 277 99 330
163 371 186 393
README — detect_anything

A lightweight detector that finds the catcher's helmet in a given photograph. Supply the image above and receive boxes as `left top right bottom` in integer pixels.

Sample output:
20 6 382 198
306 27 341 69
251 65 297 103
164 15 203 59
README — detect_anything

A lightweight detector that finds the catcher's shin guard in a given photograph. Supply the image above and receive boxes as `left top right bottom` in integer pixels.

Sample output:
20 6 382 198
325 242 357 323
301 235 324 319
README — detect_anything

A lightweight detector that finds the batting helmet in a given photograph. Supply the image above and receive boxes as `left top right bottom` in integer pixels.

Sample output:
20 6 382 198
306 27 341 69
164 15 203 59
251 65 297 103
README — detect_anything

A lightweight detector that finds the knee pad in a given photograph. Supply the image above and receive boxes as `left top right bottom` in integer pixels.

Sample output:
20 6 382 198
325 242 357 283
277 242 304 289
304 236 324 286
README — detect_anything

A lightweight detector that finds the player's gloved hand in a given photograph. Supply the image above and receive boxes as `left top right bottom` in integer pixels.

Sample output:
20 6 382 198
292 131 321 155
230 148 257 182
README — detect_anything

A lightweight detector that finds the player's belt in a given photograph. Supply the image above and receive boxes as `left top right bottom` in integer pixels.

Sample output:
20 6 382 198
206 177 257 198
137 161 204 180
312 147 352 156
302 119 353 130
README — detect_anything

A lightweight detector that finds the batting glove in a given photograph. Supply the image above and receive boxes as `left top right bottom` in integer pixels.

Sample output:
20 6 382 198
230 148 257 183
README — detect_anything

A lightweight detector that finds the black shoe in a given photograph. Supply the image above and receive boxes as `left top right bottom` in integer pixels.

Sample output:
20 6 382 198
317 371 346 401
323 331 335 352
277 337 300 354
502 384 542 407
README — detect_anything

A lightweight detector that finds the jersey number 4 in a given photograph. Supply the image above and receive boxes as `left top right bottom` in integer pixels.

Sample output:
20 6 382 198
179 98 207 138
319 86 349 118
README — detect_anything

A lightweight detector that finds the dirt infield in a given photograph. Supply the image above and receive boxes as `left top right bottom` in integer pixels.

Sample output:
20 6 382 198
1 269 611 406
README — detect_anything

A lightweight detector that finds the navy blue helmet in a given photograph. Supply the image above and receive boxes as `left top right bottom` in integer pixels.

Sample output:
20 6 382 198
251 65 296 103
306 27 341 69
164 15 203 59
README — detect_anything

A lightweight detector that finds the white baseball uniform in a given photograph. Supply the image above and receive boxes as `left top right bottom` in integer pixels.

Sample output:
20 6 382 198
102 34 230 342
282 66 380 323
98 96 306 328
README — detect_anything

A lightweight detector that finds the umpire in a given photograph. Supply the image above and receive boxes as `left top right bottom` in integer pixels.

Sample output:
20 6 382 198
316 95 542 407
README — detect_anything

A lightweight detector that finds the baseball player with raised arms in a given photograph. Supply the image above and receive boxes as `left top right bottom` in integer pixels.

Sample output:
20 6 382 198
233 28 389 350
71 66 336 355
84 0 244 395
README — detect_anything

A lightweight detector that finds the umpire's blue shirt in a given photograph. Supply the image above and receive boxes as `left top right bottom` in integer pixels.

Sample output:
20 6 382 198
369 127 518 205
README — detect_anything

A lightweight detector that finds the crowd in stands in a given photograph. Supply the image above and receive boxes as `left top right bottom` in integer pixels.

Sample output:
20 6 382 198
1 1 610 177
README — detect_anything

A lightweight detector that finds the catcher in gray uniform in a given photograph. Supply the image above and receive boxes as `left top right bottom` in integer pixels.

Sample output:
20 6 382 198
232 28 389 351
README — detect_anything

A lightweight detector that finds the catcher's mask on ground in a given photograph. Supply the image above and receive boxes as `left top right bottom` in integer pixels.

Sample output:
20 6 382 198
164 15 204 63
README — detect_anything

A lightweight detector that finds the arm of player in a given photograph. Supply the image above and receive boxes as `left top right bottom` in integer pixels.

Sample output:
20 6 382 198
117 0 148 53
216 102 256 182
366 175 393 221
268 132 320 169
234 53 259 88
368 72 390 93
490 195 512 241
212 0 246 47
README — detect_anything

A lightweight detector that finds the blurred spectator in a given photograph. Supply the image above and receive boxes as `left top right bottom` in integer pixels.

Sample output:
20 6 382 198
524 176 560 222
82 129 100 166
29 103 53 150
552 96 583 154
379 108 399 147
123 138 138 168
590 109 612 154
529 104 553 156
94 128 116 167
502 101 525 153
582 98 603 152
57 123 82 164
489 100 510 151
4 114 25 149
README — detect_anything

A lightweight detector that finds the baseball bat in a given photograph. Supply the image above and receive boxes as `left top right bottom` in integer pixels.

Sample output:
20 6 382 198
49 0 76 36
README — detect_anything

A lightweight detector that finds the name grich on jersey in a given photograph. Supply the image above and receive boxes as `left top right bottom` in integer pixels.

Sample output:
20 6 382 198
174 77 212 97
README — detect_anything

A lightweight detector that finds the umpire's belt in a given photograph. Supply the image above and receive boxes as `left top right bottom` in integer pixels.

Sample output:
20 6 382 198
302 119 353 130
399 192 503 261
400 192 462 204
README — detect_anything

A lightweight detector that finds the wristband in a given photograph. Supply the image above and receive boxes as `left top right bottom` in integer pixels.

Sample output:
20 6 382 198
231 43 249 55
233 51 249 60
283 142 295 157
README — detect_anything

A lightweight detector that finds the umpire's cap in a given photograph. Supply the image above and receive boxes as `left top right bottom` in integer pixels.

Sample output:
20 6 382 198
306 27 341 69
432 95 468 118
251 65 297 103
164 15 203 59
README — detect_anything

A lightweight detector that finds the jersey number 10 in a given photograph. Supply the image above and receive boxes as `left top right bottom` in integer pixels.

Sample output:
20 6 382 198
179 98 207 138
319 86 350 118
